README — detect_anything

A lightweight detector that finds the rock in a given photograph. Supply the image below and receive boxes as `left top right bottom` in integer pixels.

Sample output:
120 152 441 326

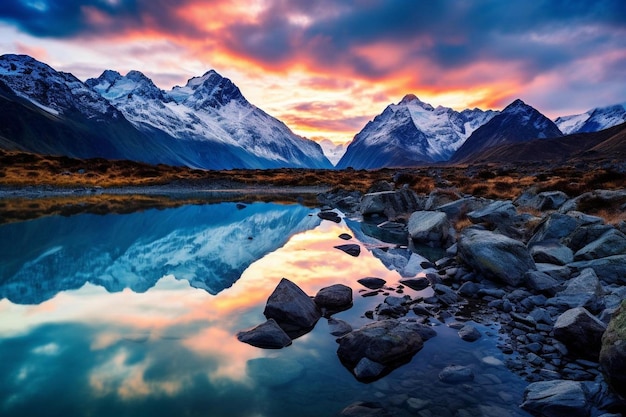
559 189 626 214
328 318 352 337
553 307 607 360
458 281 481 297
317 210 341 223
530 191 569 211
337 319 433 381
466 200 517 225
407 210 451 246
457 228 536 286
565 224 613 252
263 278 321 335
334 244 361 257
435 196 490 222
399 277 430 291
246 357 304 386
521 380 589 417
424 188 462 210
433 283 459 306
438 365 474 383
360 189 425 220
525 270 562 296
314 284 353 313
339 233 352 240
568 255 626 285
354 357 387 380
600 300 626 398
547 268 604 313
458 324 482 342
341 402 392 417
358 277 386 289
574 228 626 261
529 213 580 245
236 319 292 349
530 242 574 265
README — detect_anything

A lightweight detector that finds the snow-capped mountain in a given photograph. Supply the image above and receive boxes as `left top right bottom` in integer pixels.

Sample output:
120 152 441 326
0 54 331 169
336 94 498 169
318 138 347 165
86 69 332 169
451 99 563 163
0 202 320 304
555 102 626 135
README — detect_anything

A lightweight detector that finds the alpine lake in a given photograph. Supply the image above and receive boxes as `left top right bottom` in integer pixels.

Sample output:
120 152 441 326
0 192 531 417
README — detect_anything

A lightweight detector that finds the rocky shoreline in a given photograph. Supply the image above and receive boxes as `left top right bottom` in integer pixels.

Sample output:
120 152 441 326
240 182 626 416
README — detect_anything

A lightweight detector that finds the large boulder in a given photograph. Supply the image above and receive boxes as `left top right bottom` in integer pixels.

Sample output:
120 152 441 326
559 189 626 214
600 300 626 399
574 228 626 261
553 307 607 360
530 242 574 265
568 255 626 285
263 278 321 335
467 200 518 225
360 189 425 220
547 268 605 313
435 196 490 222
336 319 435 382
236 319 292 349
528 213 581 245
520 380 589 417
457 228 536 286
407 211 451 247
525 191 569 211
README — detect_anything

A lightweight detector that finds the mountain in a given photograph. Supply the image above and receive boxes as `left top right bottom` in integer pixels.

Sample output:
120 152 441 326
555 102 626 135
471 121 626 163
318 138 347 165
86 69 331 169
450 99 563 164
335 94 498 169
0 54 332 169
0 202 320 304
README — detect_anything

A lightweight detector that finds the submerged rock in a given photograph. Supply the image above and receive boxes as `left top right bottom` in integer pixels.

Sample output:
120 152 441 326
438 365 474 383
263 278 321 335
246 357 304 387
341 401 392 417
337 319 435 382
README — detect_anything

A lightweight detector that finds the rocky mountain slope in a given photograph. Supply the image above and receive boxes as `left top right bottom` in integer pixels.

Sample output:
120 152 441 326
555 102 626 135
450 99 563 164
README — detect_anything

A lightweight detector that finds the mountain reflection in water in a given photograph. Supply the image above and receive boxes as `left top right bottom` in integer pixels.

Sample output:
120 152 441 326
0 201 530 417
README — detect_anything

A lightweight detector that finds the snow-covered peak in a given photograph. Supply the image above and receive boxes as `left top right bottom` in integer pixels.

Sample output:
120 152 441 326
502 98 530 115
397 94 435 111
168 69 246 108
555 102 626 134
87 70 167 102
0 53 117 118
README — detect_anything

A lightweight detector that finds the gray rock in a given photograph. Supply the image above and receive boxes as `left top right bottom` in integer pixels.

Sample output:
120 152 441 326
435 196 490 222
467 200 518 225
328 318 353 337
553 307 607 360
314 284 353 312
457 228 536 286
334 244 361 257
337 319 433 381
424 188 462 211
525 270 562 296
565 224 613 252
263 278 321 334
358 277 387 289
574 228 626 261
360 189 426 220
530 242 574 265
560 189 626 214
547 268 604 313
600 300 626 399
438 365 474 383
317 210 341 223
568 254 626 285
532 191 569 211
521 380 589 417
433 283 459 306
236 319 293 349
407 211 451 246
458 324 482 342
458 281 481 297
529 213 580 245
354 357 387 380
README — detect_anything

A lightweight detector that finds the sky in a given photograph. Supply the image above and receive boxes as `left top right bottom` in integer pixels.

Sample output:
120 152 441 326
1 0 625 146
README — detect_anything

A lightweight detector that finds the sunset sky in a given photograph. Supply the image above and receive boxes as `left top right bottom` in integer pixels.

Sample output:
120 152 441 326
1 0 625 145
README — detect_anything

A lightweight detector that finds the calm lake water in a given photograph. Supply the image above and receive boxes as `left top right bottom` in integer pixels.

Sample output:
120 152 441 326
0 200 531 416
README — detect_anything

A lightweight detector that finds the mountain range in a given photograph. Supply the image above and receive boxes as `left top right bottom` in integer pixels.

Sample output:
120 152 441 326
0 54 331 170
0 53 625 170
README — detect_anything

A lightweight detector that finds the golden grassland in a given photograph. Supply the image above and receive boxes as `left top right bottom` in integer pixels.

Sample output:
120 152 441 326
1 149 625 224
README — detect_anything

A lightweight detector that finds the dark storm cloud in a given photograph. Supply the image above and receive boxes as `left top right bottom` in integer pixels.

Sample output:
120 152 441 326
0 0 203 38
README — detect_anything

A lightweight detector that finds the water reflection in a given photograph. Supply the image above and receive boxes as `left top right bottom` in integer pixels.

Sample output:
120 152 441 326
0 203 531 416
0 202 319 303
